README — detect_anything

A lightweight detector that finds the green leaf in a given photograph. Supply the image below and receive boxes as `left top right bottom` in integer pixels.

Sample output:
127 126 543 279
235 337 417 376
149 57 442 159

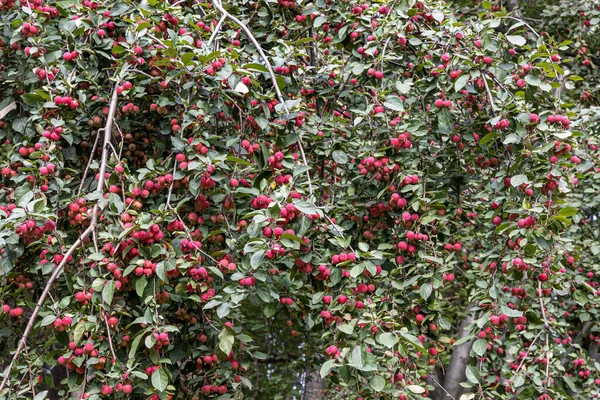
455 74 469 92
338 320 356 335
102 280 115 304
383 95 404 112
506 35 526 46
156 262 168 282
314 15 327 28
293 200 319 215
348 346 363 369
135 277 147 297
513 374 525 388
242 63 269 73
110 2 130 15
370 375 386 392
400 332 426 352
379 332 398 348
250 250 265 269
437 109 453 134
558 207 577 217
151 367 169 392
525 75 541 87
41 315 57 326
320 359 335 378
129 333 144 358
472 339 487 356
510 175 529 187
219 329 235 355
406 385 426 394
332 150 349 164
217 303 231 318
420 283 433 300
479 132 498 146
432 9 444 22
73 321 85 345
33 391 48 400
234 82 249 94
465 365 480 384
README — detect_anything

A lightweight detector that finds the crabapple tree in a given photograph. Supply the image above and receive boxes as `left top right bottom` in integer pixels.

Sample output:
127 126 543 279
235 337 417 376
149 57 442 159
0 0 599 399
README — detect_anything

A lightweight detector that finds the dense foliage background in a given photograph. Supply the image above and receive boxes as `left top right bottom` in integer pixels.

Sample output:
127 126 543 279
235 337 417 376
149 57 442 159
1 0 600 399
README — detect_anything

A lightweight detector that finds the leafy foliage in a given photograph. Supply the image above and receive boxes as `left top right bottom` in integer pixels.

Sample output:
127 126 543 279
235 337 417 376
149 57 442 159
0 0 599 399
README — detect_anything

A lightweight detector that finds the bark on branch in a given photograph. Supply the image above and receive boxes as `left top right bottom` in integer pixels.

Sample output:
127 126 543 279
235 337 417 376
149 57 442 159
0 85 120 393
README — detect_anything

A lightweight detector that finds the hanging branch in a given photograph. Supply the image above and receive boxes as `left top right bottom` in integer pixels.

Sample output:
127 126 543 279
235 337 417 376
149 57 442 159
210 0 289 116
210 0 317 198
0 85 120 393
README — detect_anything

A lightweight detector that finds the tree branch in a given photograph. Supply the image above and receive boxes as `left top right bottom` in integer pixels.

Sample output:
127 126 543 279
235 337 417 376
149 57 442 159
210 0 289 116
0 85 120 393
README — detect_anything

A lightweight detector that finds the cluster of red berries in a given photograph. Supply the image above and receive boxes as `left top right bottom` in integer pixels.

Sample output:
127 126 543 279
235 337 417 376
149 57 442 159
275 64 299 75
267 151 285 169
547 114 570 129
357 156 399 181
217 256 237 273
81 0 98 9
206 58 227 75
62 50 79 61
151 331 170 349
15 219 54 244
57 341 102 374
67 198 90 226
265 243 286 259
331 251 357 265
131 223 164 245
24 46 46 57
517 215 536 228
390 133 412 150
251 194 273 209
54 95 79 109
116 81 133 94
180 238 203 253
75 290 93 304
1 305 23 318
238 276 256 287
49 315 73 331
493 119 510 130
35 67 58 81
41 126 63 141
121 102 140 114
279 297 294 305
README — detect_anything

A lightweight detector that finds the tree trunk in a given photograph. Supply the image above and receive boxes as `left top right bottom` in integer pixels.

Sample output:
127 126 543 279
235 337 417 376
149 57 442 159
303 370 324 400
439 306 476 400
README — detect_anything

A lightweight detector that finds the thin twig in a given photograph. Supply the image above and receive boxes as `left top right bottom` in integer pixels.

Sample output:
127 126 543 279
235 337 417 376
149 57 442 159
482 72 497 117
428 375 456 400
514 330 543 374
501 16 540 38
77 129 103 196
101 311 117 363
207 14 227 48
538 281 550 328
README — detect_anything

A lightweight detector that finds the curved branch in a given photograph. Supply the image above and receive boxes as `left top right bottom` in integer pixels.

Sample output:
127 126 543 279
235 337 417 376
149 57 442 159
0 85 120 393
211 0 289 116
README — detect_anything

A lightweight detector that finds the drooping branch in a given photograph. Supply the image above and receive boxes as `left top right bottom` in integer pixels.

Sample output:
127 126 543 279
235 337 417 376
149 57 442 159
211 0 288 116
210 0 315 198
0 85 120 393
